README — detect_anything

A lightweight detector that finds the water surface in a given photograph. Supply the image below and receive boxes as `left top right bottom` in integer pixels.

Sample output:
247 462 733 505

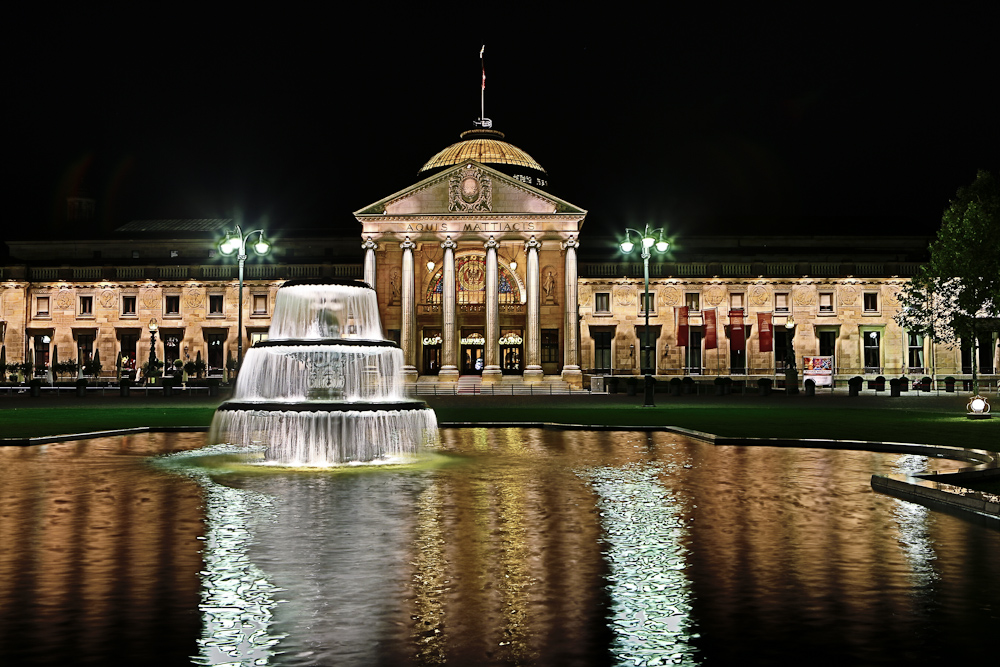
1 429 997 666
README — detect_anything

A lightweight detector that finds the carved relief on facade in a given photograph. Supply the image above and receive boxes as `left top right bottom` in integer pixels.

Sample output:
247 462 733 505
99 290 117 310
660 286 680 306
448 165 492 212
793 288 816 307
838 285 858 306
705 286 725 307
885 286 901 307
184 288 204 310
614 285 635 307
578 289 592 307
56 289 73 310
749 286 768 307
141 289 159 310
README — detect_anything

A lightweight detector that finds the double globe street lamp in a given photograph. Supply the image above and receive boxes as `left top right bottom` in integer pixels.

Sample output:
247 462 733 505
620 225 669 406
219 225 271 368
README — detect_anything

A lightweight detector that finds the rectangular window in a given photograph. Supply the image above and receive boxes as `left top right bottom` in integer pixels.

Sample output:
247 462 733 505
685 292 700 311
593 331 611 371
863 292 879 313
775 292 789 313
594 292 611 314
35 296 50 317
908 333 924 372
819 292 834 314
640 291 656 315
122 295 137 316
252 294 268 315
729 292 744 312
209 294 224 315
250 331 269 346
542 329 559 364
165 295 180 316
79 295 93 317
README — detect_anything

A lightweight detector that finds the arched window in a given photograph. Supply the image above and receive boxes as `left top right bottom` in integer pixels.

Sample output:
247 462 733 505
425 253 521 305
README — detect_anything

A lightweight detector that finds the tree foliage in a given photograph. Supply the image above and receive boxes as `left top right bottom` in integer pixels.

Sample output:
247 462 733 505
897 170 1000 344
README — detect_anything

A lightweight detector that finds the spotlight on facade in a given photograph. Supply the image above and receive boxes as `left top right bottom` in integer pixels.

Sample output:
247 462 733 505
427 260 436 272
967 395 992 419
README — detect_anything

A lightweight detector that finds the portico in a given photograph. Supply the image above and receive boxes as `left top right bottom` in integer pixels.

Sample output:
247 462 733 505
354 136 586 388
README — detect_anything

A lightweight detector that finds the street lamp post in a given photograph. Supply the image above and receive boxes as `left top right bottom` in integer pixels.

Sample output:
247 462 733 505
219 224 271 369
784 316 798 395
620 224 669 406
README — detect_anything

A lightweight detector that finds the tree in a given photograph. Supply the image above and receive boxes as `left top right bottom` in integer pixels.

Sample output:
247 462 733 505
897 170 1000 393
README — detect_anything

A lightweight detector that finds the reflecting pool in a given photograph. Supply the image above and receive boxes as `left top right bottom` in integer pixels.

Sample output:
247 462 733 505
1 429 998 666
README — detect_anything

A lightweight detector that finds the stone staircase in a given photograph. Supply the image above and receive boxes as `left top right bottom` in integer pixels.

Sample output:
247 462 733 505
407 375 586 396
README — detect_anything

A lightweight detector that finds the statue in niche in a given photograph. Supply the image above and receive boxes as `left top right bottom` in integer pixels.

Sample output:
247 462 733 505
389 269 401 304
543 269 556 304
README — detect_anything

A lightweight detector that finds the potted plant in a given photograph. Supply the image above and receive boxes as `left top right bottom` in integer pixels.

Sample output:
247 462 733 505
29 377 44 397
848 376 864 397
75 377 88 397
625 377 638 396
669 377 683 396
944 376 956 392
682 376 695 394
757 377 773 396
804 378 816 396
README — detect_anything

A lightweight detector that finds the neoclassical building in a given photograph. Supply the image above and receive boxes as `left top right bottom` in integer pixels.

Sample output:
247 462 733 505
2 129 998 388
354 128 587 387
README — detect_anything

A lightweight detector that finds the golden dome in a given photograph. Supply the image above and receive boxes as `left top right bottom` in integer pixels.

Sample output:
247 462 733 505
419 129 546 174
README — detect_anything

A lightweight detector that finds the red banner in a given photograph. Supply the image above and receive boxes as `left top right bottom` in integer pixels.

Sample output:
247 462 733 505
729 309 745 351
757 312 773 353
704 308 717 350
676 306 689 346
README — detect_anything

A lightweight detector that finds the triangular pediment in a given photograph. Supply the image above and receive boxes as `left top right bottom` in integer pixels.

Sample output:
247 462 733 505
353 161 585 217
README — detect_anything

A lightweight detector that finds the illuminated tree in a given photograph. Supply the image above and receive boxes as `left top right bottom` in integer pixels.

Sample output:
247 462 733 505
897 170 1000 392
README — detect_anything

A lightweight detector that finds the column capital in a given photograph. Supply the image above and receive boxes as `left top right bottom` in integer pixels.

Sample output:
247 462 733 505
525 235 542 251
400 236 416 251
441 235 458 250
561 235 580 251
484 235 499 250
361 236 379 251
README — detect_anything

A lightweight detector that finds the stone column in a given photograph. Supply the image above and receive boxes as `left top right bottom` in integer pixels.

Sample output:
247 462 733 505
561 235 582 388
438 236 459 383
523 235 543 383
400 236 418 382
482 235 502 383
362 236 378 289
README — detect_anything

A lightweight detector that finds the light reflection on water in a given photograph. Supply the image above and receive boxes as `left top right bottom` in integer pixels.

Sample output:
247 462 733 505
1 430 999 666
580 462 697 666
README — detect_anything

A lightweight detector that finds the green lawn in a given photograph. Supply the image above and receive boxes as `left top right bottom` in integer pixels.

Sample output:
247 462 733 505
0 405 219 439
3 396 995 453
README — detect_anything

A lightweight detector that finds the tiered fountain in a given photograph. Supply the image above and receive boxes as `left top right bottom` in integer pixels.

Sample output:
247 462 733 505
209 278 437 465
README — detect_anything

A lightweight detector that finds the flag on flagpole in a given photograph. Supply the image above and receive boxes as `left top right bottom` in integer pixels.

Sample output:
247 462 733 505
481 45 486 90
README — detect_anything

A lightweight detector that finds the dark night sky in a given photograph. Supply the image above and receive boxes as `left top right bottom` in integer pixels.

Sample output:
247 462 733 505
7 9 998 246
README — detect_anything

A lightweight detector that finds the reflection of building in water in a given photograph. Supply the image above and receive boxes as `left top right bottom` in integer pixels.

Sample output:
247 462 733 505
406 428 610 665
0 433 205 665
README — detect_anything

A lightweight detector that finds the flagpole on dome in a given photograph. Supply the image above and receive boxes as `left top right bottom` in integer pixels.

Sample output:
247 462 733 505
480 44 487 126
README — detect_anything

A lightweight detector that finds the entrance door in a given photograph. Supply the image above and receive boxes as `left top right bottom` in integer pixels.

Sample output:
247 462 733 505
593 331 612 372
819 331 836 371
686 330 702 374
460 332 485 375
207 333 226 373
499 330 523 374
